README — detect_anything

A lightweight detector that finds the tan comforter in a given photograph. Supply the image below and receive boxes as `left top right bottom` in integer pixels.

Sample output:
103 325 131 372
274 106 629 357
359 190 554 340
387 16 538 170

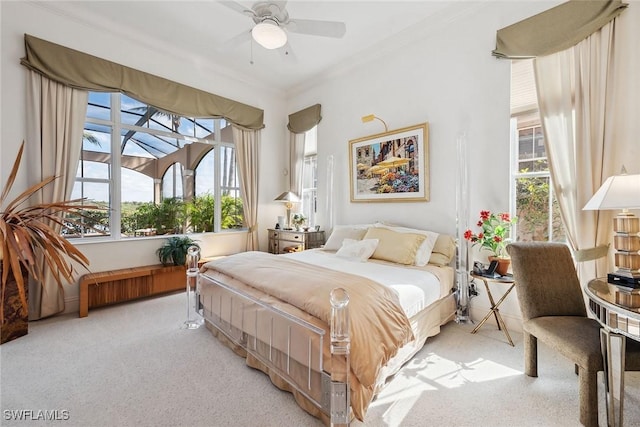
201 251 414 420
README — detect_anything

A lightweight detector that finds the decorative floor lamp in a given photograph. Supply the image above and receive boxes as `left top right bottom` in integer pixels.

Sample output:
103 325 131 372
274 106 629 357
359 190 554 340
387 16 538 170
583 168 640 287
183 245 203 329
455 131 471 322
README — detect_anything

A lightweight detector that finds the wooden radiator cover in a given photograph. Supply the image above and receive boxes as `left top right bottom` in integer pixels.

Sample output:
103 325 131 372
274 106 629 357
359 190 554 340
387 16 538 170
79 264 186 317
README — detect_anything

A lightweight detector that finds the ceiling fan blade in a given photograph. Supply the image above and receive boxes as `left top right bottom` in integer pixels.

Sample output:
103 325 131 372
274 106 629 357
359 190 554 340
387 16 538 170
218 1 256 18
271 1 288 12
217 30 252 52
286 18 346 38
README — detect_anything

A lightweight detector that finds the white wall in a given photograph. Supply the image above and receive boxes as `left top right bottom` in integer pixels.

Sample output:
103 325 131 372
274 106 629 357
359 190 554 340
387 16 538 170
0 1 288 314
287 1 563 331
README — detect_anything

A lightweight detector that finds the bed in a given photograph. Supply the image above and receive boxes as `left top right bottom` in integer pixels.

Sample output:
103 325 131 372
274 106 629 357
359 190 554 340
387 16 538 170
197 223 457 424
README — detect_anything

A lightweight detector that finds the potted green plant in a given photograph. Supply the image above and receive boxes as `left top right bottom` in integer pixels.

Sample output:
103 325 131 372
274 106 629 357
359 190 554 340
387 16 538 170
156 236 200 266
1 142 98 344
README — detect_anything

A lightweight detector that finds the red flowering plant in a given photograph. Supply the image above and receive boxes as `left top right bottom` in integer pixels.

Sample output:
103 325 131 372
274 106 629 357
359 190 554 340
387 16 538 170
464 210 517 258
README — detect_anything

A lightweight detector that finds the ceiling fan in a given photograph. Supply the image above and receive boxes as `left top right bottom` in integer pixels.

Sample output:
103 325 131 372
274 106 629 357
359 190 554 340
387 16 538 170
220 1 347 50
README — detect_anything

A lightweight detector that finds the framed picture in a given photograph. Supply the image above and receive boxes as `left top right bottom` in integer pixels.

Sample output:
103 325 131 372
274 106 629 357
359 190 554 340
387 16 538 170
349 122 429 202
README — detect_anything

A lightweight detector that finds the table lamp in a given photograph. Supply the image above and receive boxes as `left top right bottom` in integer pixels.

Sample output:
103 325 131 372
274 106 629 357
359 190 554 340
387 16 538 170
274 191 300 230
583 167 640 286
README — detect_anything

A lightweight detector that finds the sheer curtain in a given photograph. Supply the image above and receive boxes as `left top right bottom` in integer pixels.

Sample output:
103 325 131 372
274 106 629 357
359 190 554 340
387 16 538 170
25 71 87 319
287 104 322 209
233 126 261 251
288 132 306 196
534 20 618 282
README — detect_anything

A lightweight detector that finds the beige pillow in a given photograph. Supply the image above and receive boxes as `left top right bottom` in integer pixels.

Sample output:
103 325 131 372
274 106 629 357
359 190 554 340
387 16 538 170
429 234 456 266
374 224 439 266
363 227 426 265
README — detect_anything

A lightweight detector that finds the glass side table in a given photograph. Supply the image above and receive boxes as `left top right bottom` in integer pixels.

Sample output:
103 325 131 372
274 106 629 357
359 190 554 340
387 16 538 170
470 273 516 346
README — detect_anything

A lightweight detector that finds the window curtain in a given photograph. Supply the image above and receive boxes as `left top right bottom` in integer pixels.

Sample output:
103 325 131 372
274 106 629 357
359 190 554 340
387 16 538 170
288 133 305 197
20 35 266 314
25 71 88 320
233 126 260 251
21 34 264 130
287 104 321 197
493 0 627 59
533 21 618 282
493 1 632 284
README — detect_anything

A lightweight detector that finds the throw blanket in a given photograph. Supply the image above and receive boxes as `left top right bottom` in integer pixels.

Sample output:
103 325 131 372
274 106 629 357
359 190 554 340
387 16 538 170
202 251 414 420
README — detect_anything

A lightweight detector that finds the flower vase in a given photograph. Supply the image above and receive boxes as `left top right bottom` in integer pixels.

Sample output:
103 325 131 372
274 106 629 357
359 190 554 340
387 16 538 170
489 256 511 276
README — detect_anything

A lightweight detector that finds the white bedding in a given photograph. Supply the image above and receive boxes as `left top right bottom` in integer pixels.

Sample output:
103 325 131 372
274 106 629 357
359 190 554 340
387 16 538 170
283 249 448 318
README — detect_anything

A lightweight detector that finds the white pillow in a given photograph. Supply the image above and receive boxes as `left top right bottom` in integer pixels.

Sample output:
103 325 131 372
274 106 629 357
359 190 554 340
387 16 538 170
336 238 379 262
323 224 371 251
374 224 439 267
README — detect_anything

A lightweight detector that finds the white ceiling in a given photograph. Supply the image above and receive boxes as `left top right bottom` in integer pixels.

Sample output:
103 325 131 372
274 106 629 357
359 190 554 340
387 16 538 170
42 1 480 95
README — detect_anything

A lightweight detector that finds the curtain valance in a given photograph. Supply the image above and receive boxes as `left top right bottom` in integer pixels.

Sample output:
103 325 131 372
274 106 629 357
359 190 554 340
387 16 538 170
20 34 264 130
492 0 627 59
287 104 321 133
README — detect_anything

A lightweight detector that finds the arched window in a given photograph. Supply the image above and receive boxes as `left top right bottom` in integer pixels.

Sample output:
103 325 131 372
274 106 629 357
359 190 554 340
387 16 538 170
162 163 184 200
71 92 243 239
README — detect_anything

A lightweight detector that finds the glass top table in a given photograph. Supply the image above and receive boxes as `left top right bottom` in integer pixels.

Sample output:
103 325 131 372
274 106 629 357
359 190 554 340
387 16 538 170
585 278 640 341
585 278 640 426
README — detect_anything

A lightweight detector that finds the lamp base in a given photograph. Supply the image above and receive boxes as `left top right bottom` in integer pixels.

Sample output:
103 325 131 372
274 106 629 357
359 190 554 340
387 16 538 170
608 273 640 288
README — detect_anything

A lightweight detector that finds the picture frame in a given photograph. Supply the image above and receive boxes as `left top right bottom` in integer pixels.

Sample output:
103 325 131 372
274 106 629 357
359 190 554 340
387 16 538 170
349 122 429 202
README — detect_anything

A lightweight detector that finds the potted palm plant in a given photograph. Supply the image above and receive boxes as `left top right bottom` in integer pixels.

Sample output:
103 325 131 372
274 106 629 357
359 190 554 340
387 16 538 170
1 142 98 344
156 236 200 266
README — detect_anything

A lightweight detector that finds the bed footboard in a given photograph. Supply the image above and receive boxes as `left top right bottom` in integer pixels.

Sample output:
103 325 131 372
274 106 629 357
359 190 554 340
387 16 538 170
197 272 351 425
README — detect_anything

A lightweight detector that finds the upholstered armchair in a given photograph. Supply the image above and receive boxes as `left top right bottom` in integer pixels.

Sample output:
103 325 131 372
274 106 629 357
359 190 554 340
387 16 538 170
507 242 640 427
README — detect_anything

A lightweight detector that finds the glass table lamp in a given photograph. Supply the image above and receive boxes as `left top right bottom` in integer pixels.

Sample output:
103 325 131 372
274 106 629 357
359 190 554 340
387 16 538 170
583 168 640 285
274 191 300 230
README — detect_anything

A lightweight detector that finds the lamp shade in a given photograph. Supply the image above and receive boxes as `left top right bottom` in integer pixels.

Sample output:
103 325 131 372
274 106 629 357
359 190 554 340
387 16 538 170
583 173 640 211
274 191 300 203
252 19 287 50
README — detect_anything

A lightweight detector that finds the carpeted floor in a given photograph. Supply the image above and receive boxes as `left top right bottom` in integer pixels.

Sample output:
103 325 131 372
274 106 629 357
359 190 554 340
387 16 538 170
1 293 639 427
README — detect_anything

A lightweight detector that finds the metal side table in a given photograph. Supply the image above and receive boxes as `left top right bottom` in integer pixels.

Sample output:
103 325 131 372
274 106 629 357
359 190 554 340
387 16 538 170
470 273 516 346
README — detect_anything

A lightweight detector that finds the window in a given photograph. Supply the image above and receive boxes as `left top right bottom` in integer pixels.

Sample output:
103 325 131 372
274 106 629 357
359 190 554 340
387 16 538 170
511 117 565 242
511 60 565 243
68 92 243 239
301 127 318 227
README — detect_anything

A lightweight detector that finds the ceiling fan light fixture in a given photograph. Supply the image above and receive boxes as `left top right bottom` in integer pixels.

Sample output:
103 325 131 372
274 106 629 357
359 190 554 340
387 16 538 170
252 19 287 49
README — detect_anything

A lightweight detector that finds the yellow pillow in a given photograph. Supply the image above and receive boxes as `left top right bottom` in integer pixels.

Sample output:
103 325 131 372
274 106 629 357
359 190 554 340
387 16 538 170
429 234 456 266
363 227 426 265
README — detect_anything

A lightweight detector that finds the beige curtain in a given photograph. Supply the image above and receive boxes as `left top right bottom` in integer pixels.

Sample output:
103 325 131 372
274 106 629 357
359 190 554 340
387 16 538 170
287 104 321 198
21 34 264 130
25 71 88 319
493 0 627 58
288 132 306 197
287 104 321 133
533 20 618 282
233 126 260 251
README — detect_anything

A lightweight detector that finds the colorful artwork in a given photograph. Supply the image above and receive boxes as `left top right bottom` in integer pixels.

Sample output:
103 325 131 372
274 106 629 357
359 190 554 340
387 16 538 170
349 123 429 202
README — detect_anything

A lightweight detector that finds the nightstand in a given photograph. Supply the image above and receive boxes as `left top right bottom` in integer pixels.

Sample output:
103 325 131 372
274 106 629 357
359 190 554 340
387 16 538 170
268 229 325 254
